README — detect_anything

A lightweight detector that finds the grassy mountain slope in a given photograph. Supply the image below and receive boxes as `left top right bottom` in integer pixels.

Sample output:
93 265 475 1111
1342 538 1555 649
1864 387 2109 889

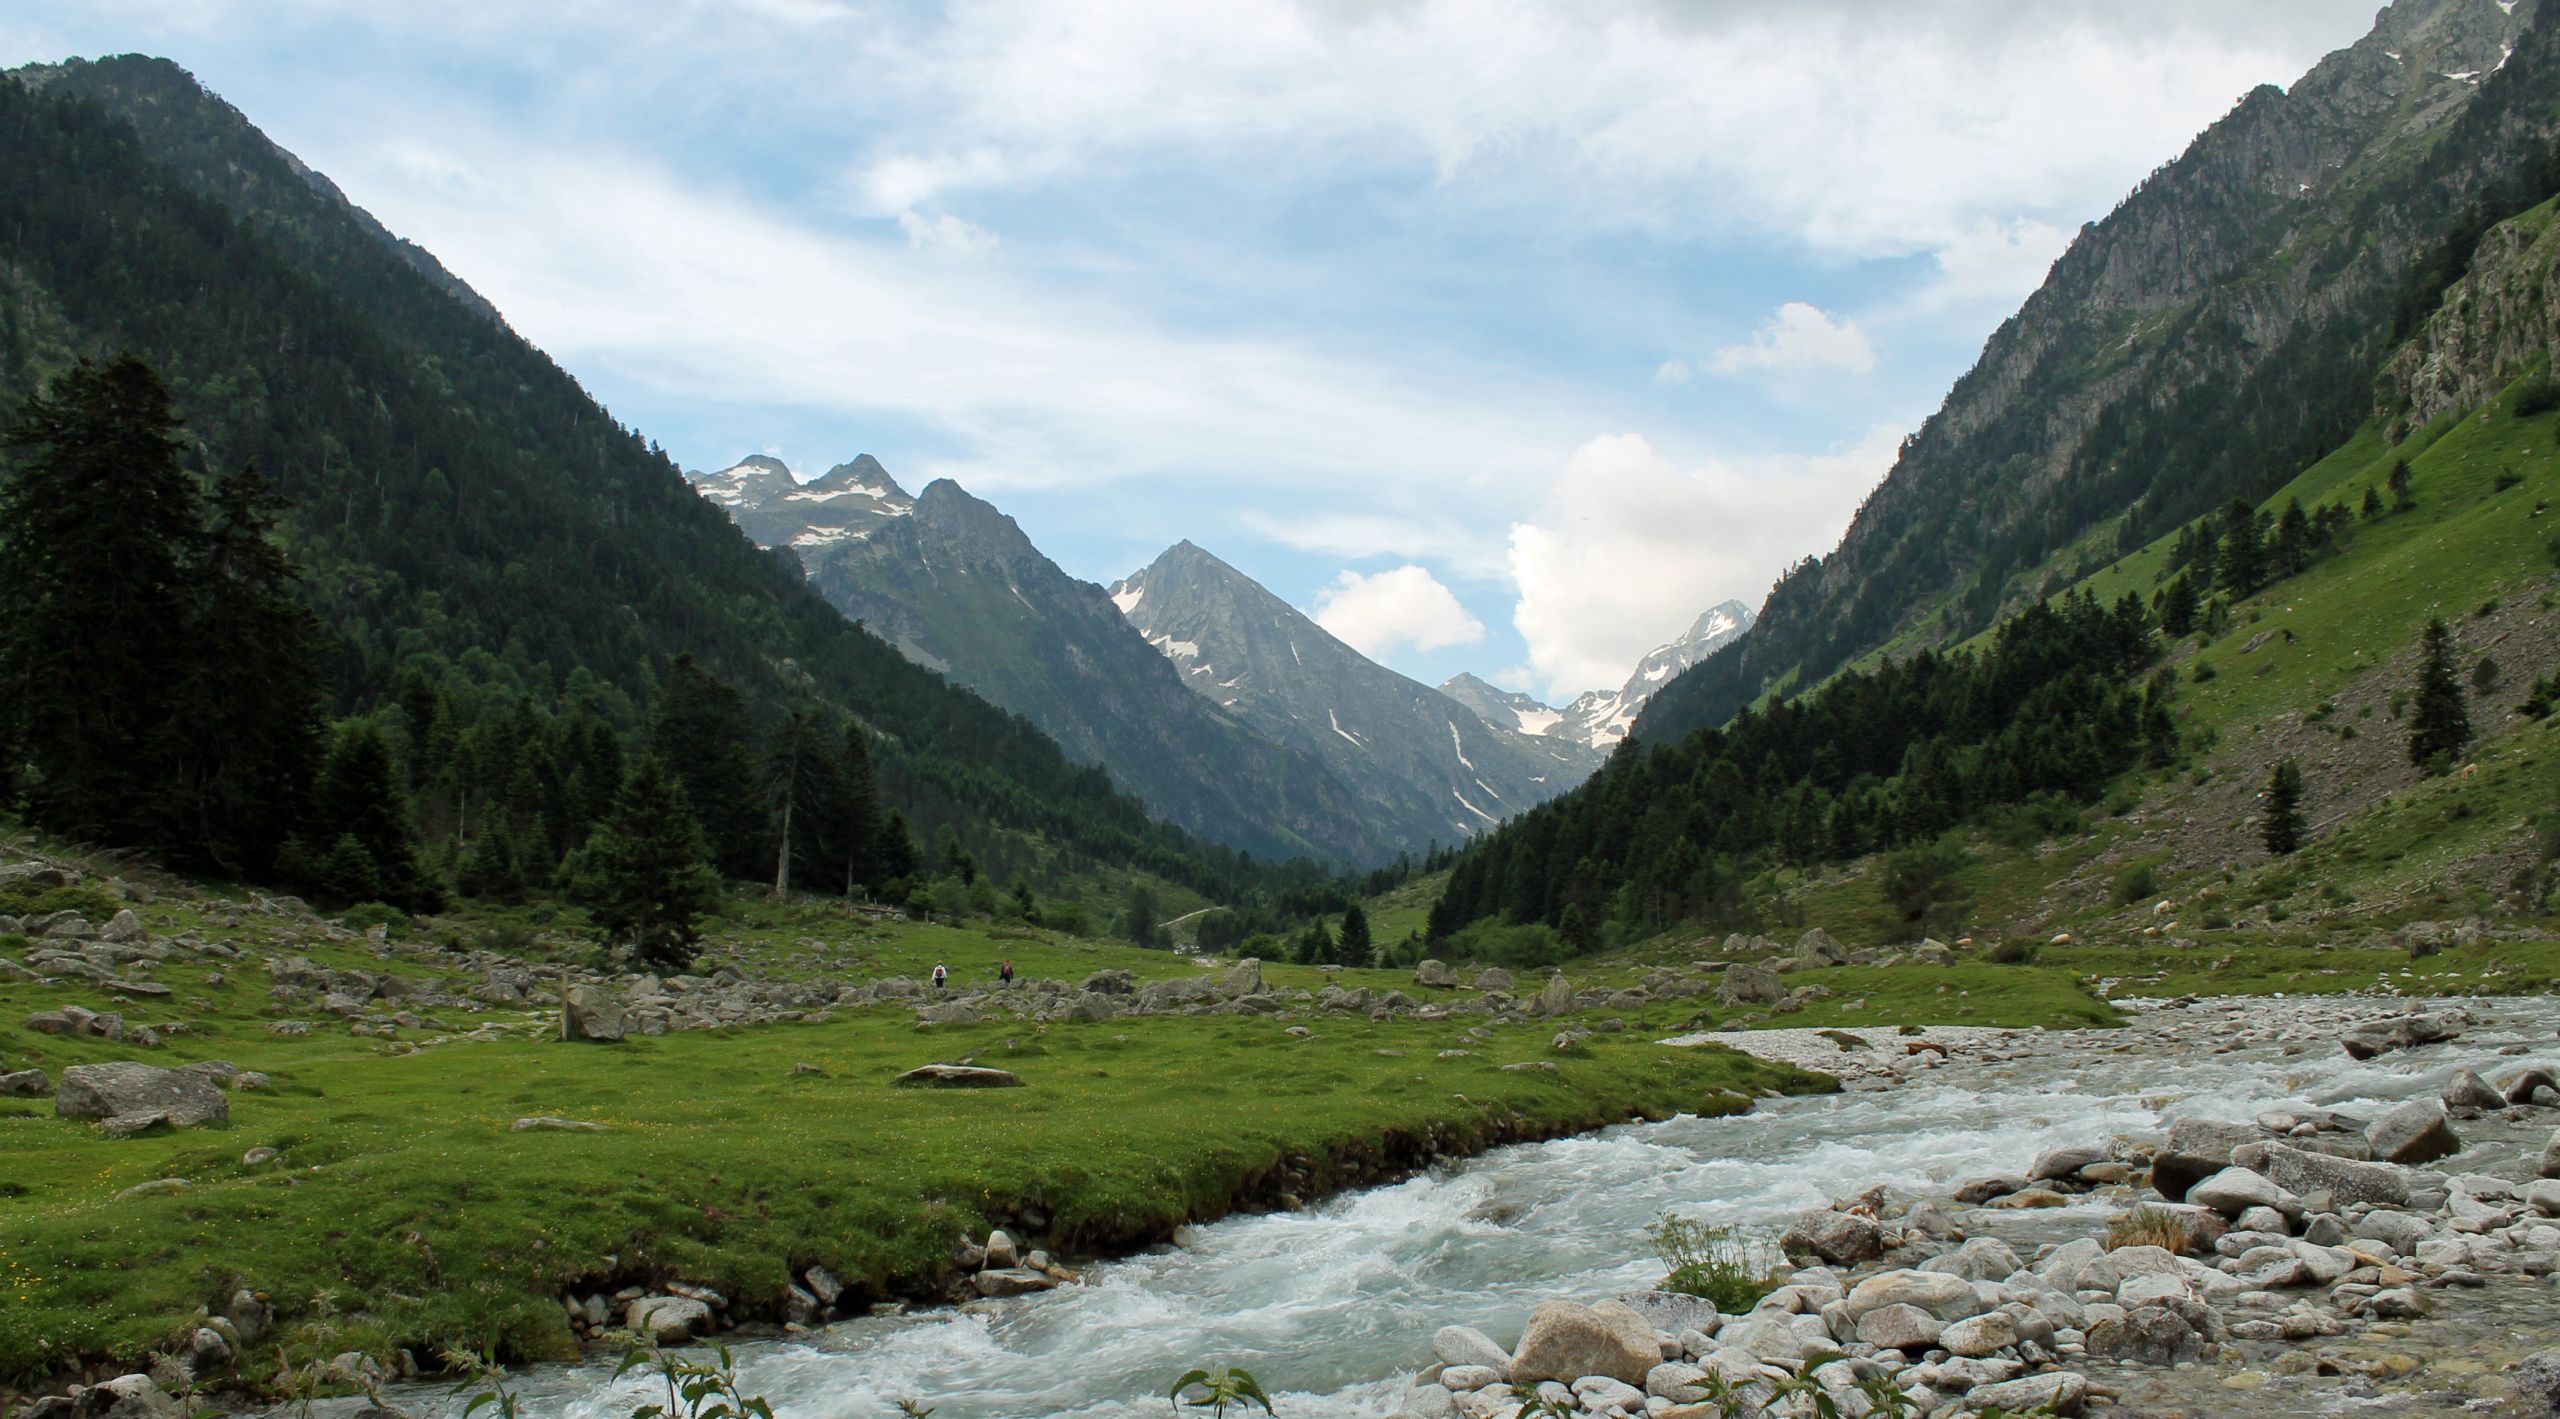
0 56 1271 897
1638 0 2556 747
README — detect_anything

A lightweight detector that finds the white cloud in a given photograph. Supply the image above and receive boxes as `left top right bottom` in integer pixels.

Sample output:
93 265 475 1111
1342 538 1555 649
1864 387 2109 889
1897 215 2074 318
1508 425 1904 699
1707 302 1875 376
895 208 1001 258
1651 359 1693 386
1312 565 1486 657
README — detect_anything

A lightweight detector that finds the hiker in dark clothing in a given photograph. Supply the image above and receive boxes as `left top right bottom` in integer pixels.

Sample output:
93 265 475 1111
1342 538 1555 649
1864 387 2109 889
999 959 1014 987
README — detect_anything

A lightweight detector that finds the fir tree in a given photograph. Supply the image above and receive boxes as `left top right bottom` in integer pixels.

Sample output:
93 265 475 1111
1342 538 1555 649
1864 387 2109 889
2261 759 2304 856
2157 576 2199 638
838 721 882 895
1337 902 1373 965
2388 457 2415 511
647 655 764 879
2272 498 2312 578
568 753 723 970
1124 883 1159 949
2361 485 2385 519
875 808 919 883
0 355 203 851
302 722 439 909
763 712 833 899
178 461 326 878
2407 617 2471 772
2215 497 2265 595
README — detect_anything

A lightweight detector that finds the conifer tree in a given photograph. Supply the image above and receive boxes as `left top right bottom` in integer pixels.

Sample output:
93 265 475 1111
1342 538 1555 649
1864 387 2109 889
875 808 920 884
2388 457 2415 511
2361 485 2385 519
2407 617 2471 772
764 712 834 899
178 462 326 878
647 655 764 879
302 721 439 909
2272 498 2312 578
2261 759 2304 856
1124 883 1159 949
0 356 203 851
568 752 723 970
2157 576 2199 638
837 721 882 895
1337 901 1372 965
2215 497 2265 594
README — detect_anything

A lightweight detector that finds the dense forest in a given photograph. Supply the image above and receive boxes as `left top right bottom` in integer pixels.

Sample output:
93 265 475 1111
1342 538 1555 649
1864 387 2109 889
0 62 1361 920
1428 591 2169 954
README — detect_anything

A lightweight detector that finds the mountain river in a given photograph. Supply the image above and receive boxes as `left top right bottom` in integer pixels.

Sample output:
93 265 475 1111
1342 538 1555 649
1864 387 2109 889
342 996 2560 1419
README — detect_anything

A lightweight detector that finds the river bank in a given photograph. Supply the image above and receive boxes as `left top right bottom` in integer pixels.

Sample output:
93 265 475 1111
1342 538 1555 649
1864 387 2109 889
180 994 2559 1419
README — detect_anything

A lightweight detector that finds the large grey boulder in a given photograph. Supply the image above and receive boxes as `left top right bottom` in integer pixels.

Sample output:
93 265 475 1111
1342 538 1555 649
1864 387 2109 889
2187 1167 2297 1218
2500 1068 2558 1105
1717 963 1784 1007
2340 1012 2462 1059
1966 1372 2087 1416
1840 1269 1982 1322
1534 975 1576 1017
625 1297 711 1344
1854 1302 1943 1351
1610 1291 1718 1339
2240 1141 2410 1208
562 984 627 1043
1432 1324 1510 1376
1413 959 1457 988
2366 1099 2461 1165
2543 1130 2560 1181
56 1062 228 1128
1473 967 1515 993
0 1067 48 1097
1780 1208 1882 1267
2442 1069 2506 1113
2084 1304 2205 1366
2149 1118 2261 1201
1223 959 1264 996
70 1376 180 1419
1794 928 1847 967
1509 1299 1659 1384
971 1268 1058 1297
2512 1348 2560 1419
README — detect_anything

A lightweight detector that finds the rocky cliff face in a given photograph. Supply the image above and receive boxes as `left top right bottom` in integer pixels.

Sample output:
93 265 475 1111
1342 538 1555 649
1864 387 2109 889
1640 0 2554 745
2381 198 2560 423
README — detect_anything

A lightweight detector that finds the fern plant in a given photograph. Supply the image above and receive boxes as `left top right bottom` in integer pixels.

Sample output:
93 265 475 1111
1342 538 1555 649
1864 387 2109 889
619 1343 775 1419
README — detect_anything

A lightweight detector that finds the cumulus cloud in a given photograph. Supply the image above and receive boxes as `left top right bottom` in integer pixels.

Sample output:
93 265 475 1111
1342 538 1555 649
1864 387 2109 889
1651 359 1693 386
1707 302 1875 376
1312 565 1487 657
895 208 1001 258
1508 426 1903 699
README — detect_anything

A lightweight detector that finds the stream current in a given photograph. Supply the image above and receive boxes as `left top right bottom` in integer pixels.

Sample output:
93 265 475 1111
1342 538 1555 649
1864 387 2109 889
368 997 2560 1419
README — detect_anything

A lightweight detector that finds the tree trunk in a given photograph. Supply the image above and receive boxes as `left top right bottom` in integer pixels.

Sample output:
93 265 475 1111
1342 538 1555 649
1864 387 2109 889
772 791 793 900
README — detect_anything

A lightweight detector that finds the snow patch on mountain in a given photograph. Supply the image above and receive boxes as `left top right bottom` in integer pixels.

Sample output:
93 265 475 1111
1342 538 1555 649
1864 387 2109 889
1437 599 1755 752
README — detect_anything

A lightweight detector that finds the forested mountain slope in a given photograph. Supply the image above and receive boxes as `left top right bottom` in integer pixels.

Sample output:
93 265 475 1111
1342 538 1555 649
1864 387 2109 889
1639 0 2554 745
0 56 1271 896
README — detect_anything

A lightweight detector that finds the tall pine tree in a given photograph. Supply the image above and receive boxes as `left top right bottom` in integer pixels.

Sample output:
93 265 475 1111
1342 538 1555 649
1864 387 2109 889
300 722 439 909
2261 760 2304 856
569 752 723 970
0 356 203 851
647 654 765 879
2407 617 2471 773
179 462 326 878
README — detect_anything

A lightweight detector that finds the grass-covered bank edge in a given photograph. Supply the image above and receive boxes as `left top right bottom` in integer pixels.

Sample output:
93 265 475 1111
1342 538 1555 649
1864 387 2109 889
0 1008 1824 1395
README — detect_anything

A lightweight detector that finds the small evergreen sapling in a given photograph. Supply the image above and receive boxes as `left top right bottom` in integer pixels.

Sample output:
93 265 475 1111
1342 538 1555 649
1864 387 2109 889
2406 617 2472 773
2261 760 2304 856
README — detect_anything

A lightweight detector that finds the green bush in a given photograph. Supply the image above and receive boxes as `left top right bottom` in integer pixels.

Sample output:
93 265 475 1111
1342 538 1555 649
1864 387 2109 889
1444 919 1571 969
2512 371 2559 418
1984 939 2041 965
1649 1214 1779 1313
0 881 123 923
336 901 412 937
2113 862 2158 906
2190 660 2217 683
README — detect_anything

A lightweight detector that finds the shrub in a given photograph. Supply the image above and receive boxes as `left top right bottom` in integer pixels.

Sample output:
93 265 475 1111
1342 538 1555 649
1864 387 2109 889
1984 939 2041 965
0 881 123 923
2113 862 2158 906
2494 470 2525 492
2513 370 2560 418
2104 1205 2195 1256
1649 1214 1780 1313
2191 660 2217 683
1445 919 1572 968
336 901 412 937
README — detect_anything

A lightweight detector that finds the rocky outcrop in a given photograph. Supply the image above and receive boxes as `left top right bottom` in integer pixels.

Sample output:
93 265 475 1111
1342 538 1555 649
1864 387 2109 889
2381 200 2560 424
55 1062 228 1130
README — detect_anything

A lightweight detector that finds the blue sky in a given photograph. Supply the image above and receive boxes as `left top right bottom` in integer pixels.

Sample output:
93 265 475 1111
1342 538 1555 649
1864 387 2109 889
7 1 2377 699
